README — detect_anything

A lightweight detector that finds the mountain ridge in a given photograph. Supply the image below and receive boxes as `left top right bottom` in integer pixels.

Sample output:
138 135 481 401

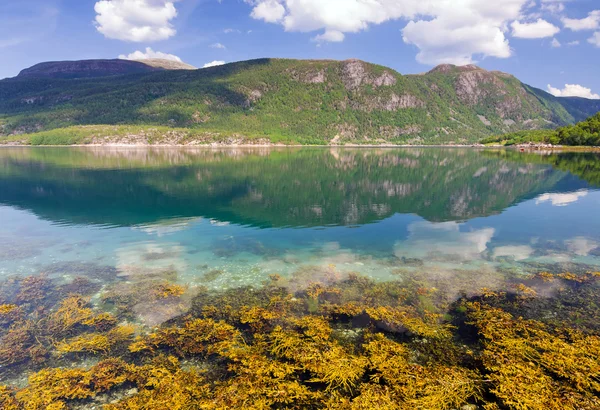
16 58 195 79
2 57 600 145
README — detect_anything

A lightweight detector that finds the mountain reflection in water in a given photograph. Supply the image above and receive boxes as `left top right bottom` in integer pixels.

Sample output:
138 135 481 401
0 147 596 228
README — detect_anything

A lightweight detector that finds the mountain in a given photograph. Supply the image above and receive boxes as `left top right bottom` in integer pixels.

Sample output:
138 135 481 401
15 58 195 79
1 58 599 145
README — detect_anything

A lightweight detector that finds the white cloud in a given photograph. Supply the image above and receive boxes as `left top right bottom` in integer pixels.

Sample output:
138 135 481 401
562 10 600 31
312 30 344 42
547 84 600 99
589 32 600 47
536 190 589 206
202 60 226 68
250 0 285 23
402 18 513 65
94 0 178 42
551 38 561 47
567 40 580 46
223 28 241 34
210 42 226 49
540 0 565 14
246 0 534 65
511 19 560 39
119 47 182 61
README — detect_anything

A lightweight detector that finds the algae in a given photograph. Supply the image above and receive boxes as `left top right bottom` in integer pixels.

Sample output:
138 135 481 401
0 269 599 409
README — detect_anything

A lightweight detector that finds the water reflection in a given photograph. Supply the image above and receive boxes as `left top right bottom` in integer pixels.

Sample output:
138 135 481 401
0 147 595 228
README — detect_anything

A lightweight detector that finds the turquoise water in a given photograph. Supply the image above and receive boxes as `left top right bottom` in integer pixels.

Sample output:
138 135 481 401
1 147 600 324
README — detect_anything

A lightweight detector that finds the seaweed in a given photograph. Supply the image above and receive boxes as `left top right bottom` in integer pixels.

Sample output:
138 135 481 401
100 279 187 319
0 385 19 410
55 325 135 355
1 270 599 409
465 301 600 409
14 358 133 409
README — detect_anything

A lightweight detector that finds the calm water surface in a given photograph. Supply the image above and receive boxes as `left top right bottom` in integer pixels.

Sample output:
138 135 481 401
1 146 599 304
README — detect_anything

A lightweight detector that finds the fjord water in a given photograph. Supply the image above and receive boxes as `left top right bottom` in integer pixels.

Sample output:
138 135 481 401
1 146 599 301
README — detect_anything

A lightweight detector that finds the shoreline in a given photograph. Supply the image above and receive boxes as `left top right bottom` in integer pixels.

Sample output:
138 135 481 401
1 142 599 151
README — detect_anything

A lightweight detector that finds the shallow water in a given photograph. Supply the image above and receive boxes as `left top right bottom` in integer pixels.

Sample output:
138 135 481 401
1 147 600 295
2 147 600 408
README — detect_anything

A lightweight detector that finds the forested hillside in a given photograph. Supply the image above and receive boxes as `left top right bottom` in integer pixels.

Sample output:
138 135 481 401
1 58 599 145
482 112 600 146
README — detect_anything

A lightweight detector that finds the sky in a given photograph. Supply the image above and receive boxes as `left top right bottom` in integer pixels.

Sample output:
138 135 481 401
1 0 600 99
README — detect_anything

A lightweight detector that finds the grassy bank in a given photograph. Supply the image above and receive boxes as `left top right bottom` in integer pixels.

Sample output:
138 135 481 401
0 125 298 146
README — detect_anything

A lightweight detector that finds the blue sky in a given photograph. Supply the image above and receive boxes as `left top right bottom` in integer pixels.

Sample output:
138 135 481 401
1 0 599 98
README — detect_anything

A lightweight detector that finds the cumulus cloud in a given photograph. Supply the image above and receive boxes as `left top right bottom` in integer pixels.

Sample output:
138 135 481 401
250 0 285 23
562 10 600 31
567 40 580 46
551 38 561 47
402 17 512 65
202 60 226 68
589 32 600 47
119 47 182 61
210 42 226 49
312 30 344 43
94 0 179 42
547 84 600 99
246 0 533 65
511 19 560 38
536 190 589 206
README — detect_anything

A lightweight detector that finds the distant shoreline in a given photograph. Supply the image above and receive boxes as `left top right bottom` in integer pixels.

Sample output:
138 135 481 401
1 142 599 151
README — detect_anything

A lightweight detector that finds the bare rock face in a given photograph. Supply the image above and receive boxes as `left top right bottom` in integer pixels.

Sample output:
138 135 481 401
455 70 506 106
428 64 480 74
356 93 425 112
477 115 491 126
305 70 326 84
342 59 397 90
384 94 425 110
135 58 196 70
288 68 327 84
242 88 264 108
342 59 368 90
429 64 528 118
372 71 397 87
495 96 525 119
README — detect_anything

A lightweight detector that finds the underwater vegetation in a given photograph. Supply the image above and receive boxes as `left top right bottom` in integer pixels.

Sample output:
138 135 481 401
0 269 599 409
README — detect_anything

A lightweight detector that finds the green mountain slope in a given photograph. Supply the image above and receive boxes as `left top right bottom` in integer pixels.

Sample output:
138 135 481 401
1 58 599 145
482 111 600 146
